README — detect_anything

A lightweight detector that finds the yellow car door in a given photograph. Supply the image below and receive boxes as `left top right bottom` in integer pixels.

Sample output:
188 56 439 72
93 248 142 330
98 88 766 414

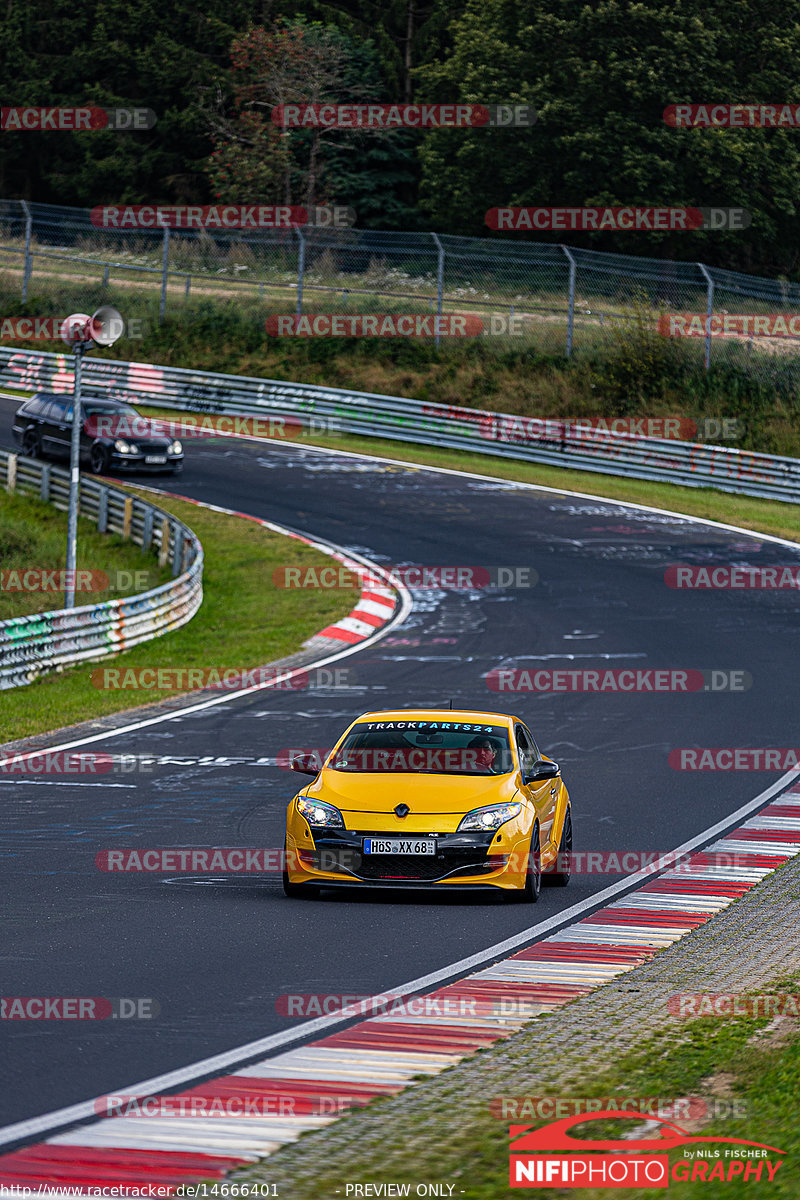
515 724 560 865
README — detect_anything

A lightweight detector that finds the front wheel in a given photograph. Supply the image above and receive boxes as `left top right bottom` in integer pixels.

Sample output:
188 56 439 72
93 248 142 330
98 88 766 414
544 807 572 887
513 823 541 902
282 841 319 899
22 426 41 458
89 444 110 474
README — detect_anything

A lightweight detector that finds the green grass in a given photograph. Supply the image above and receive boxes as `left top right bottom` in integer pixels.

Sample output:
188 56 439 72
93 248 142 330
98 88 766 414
0 489 173 620
3 281 800 455
239 979 800 1198
0 487 355 743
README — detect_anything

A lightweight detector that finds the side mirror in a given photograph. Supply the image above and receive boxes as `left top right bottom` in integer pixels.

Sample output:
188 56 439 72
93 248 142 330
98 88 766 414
524 759 560 783
290 753 320 776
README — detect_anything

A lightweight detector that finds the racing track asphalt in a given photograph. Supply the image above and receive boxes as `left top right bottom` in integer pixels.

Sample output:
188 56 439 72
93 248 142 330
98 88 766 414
2 407 799 1129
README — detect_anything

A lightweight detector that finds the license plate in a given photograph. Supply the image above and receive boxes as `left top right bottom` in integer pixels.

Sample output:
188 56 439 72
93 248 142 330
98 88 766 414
145 455 167 464
363 838 436 855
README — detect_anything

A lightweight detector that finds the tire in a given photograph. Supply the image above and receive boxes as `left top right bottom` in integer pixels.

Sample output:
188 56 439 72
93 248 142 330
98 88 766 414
544 807 572 887
22 426 41 459
282 841 319 899
89 444 110 474
514 823 541 903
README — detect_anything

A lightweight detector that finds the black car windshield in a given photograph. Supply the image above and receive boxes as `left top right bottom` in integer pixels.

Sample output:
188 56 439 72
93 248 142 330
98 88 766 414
327 722 514 774
83 403 139 416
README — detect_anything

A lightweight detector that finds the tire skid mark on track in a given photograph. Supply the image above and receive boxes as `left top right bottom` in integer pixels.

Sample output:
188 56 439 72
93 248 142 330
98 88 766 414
2 790 800 1188
3 453 800 1188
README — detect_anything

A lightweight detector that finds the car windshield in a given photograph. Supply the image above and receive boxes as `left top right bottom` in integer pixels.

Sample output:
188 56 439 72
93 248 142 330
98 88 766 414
327 722 514 774
83 404 139 416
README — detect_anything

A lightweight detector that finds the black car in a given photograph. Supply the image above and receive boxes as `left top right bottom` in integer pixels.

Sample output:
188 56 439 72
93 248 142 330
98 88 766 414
12 393 184 475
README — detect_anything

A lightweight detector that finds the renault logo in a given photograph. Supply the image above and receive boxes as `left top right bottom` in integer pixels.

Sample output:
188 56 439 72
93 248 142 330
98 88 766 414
394 803 410 818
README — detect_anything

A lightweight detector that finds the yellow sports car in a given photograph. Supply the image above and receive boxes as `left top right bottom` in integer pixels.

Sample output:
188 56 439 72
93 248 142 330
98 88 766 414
283 708 572 901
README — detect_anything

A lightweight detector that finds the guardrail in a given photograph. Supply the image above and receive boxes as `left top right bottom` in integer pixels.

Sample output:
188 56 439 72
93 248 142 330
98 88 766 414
0 449 203 689
1 347 799 505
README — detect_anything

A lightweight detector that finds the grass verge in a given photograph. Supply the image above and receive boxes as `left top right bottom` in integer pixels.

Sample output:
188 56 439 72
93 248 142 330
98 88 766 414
0 489 172 620
240 977 800 1198
0 487 355 744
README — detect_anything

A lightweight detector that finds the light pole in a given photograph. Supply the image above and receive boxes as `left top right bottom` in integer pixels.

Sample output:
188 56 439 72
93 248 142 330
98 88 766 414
61 306 124 608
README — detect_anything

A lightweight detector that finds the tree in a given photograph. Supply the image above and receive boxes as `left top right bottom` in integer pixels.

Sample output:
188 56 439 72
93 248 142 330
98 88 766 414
416 0 800 271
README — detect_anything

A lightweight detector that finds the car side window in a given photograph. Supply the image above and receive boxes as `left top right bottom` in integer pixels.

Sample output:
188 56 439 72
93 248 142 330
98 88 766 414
515 726 537 775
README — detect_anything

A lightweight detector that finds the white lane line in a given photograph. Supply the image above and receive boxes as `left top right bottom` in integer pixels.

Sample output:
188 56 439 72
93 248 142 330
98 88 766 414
1 458 800 1149
0 515 412 772
2 768 798 1150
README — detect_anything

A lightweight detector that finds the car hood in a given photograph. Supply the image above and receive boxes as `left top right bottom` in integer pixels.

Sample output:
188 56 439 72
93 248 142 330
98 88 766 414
305 769 521 815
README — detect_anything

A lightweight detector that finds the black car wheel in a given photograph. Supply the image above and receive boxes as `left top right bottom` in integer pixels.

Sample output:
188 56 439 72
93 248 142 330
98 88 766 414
544 807 572 887
282 840 320 899
514 823 541 903
89 444 110 474
22 426 41 458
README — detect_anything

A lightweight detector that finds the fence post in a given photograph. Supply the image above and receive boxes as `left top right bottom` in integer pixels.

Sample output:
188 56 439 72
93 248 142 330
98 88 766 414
158 518 171 568
431 233 445 348
697 263 714 371
7 453 17 493
171 524 183 576
20 200 33 302
296 228 306 317
159 225 170 323
97 486 108 533
561 245 577 358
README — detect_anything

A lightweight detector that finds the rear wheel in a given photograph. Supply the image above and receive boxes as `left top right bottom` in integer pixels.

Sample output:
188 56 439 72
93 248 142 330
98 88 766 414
514 823 541 902
545 807 572 887
282 841 319 899
22 426 41 458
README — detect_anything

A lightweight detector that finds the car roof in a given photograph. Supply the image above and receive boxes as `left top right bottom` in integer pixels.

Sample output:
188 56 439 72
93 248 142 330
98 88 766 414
351 709 518 727
28 393 130 406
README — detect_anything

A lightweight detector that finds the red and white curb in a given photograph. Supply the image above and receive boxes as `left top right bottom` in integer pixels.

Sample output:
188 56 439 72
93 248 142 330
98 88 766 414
2 787 799 1192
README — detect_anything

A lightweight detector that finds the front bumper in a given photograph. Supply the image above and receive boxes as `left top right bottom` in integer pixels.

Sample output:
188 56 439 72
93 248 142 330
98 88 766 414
109 452 184 472
287 827 530 890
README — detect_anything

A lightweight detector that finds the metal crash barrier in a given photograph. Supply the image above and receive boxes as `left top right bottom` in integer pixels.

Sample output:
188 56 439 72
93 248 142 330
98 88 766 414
0 449 203 689
1 347 799 504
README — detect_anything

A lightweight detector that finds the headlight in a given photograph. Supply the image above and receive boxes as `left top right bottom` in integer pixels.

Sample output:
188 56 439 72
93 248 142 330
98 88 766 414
457 801 522 832
169 440 182 454
114 439 134 454
296 795 344 828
